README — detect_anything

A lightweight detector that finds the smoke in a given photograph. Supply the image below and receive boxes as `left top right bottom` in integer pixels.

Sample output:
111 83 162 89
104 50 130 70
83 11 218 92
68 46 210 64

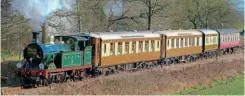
11 0 74 31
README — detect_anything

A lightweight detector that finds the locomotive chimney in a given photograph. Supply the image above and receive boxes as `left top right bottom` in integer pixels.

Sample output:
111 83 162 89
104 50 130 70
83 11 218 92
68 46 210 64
41 23 48 44
32 32 40 43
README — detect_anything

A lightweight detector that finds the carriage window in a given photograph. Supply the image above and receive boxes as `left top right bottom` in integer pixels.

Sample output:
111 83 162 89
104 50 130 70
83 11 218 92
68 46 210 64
197 37 199 46
227 35 229 42
171 39 174 48
167 39 170 48
157 40 160 48
231 35 233 42
230 34 232 42
235 34 238 40
212 37 214 44
176 38 179 48
110 43 115 55
104 44 106 53
237 34 239 40
192 38 195 46
125 42 129 54
215 36 218 44
236 34 238 40
206 37 209 44
225 35 227 42
232 34 234 41
214 37 216 44
230 34 233 41
223 35 225 42
151 40 155 51
234 34 236 41
235 34 237 41
185 38 188 47
139 41 143 52
209 37 212 44
229 34 231 42
221 36 223 43
145 41 149 52
132 41 136 53
180 38 183 48
200 37 202 45
189 38 192 47
118 42 122 55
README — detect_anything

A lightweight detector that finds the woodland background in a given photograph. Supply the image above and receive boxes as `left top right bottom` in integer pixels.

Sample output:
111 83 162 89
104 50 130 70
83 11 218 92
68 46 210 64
1 0 244 58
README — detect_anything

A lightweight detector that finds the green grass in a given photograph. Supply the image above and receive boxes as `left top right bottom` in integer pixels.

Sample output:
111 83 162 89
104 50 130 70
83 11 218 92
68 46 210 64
174 74 244 95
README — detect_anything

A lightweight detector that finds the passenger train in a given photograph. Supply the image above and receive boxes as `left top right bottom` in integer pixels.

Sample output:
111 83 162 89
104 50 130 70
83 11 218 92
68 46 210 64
14 28 241 87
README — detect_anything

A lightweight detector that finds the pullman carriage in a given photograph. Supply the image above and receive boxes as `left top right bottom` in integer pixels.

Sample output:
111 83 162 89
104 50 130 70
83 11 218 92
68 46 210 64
156 30 203 63
89 31 161 67
199 29 219 57
216 29 240 54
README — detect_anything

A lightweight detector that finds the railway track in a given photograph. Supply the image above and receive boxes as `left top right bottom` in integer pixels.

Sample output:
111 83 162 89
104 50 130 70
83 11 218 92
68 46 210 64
1 47 243 95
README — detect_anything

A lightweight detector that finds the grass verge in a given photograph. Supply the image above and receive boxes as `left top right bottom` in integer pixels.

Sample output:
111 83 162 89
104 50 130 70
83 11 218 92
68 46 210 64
174 74 244 95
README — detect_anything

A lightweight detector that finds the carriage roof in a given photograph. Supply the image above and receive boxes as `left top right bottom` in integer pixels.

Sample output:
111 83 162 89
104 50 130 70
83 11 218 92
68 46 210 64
87 31 160 40
199 29 218 35
216 28 240 34
155 30 202 36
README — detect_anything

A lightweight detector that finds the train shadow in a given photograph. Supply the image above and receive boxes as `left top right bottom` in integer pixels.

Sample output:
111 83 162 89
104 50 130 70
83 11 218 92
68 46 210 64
1 60 21 87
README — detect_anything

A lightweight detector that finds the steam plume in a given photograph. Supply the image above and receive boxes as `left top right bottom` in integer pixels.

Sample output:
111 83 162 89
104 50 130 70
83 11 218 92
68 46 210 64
12 0 74 31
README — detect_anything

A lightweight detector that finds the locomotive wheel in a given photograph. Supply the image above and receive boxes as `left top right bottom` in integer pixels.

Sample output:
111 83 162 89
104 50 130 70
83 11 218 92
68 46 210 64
59 74 66 83
43 79 49 86
21 77 33 88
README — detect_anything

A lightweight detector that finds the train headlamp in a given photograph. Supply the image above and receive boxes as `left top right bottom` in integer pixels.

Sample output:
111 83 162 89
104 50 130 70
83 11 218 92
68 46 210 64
16 62 22 68
39 63 44 70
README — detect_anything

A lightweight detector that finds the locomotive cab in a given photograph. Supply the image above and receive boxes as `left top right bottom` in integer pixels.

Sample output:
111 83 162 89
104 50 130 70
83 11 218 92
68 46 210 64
54 35 92 51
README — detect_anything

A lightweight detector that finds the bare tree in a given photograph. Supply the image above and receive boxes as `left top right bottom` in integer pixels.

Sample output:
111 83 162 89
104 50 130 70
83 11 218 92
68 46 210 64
139 0 169 30
180 0 237 29
1 0 32 51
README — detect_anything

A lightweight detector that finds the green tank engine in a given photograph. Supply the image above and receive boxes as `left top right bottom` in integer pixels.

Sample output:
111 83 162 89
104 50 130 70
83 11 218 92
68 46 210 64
15 32 93 86
17 32 92 70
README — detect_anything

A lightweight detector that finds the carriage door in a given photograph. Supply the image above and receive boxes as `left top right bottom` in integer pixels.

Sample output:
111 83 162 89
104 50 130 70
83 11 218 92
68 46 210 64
160 34 166 58
91 38 101 66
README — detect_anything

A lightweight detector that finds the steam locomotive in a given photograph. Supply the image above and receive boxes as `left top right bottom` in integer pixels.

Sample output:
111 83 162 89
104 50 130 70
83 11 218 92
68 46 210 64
14 28 241 87
15 32 93 86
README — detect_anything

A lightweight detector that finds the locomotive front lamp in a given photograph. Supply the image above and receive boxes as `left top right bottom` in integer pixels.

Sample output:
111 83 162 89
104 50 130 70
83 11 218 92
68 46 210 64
16 62 22 68
39 63 45 70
